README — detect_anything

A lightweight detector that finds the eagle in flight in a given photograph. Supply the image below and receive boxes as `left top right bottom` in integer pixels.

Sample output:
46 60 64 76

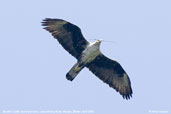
42 18 133 99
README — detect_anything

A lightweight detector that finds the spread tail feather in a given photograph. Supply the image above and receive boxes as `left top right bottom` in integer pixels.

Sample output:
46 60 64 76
66 62 84 81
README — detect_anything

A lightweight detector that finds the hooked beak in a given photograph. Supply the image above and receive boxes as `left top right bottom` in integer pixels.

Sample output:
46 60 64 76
98 39 103 42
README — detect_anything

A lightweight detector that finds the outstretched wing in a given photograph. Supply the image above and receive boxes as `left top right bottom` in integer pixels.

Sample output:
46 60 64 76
86 53 132 99
42 18 89 59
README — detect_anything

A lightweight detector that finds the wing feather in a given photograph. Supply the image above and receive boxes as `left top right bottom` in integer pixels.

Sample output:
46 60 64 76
42 18 89 59
86 53 133 99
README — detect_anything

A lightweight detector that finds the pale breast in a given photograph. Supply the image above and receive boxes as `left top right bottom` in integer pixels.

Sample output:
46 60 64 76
80 43 100 64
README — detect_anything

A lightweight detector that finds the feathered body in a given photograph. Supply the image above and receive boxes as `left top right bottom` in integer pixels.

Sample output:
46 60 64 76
42 18 133 99
66 40 101 81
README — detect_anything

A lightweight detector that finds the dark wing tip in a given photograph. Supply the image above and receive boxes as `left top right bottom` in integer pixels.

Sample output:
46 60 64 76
112 84 133 100
101 73 133 100
41 18 65 26
116 76 133 100
41 18 68 35
104 72 133 100
42 18 52 26
122 90 133 100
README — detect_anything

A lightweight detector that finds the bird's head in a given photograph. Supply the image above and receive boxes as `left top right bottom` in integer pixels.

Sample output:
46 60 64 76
95 39 102 46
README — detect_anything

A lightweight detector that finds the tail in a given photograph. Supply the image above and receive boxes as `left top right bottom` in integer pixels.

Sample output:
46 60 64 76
66 62 84 81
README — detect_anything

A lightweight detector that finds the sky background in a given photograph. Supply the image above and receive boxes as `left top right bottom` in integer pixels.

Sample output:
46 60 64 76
0 0 171 114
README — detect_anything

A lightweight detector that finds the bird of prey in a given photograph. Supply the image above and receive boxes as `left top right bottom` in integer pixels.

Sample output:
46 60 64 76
42 18 133 99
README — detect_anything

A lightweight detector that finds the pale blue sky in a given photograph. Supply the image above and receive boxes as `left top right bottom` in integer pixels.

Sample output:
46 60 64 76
0 0 171 114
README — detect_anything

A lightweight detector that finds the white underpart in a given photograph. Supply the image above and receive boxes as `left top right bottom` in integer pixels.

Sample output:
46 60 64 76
80 41 101 64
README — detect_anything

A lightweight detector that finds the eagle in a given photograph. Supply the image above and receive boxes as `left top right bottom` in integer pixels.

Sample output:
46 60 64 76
42 18 133 99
